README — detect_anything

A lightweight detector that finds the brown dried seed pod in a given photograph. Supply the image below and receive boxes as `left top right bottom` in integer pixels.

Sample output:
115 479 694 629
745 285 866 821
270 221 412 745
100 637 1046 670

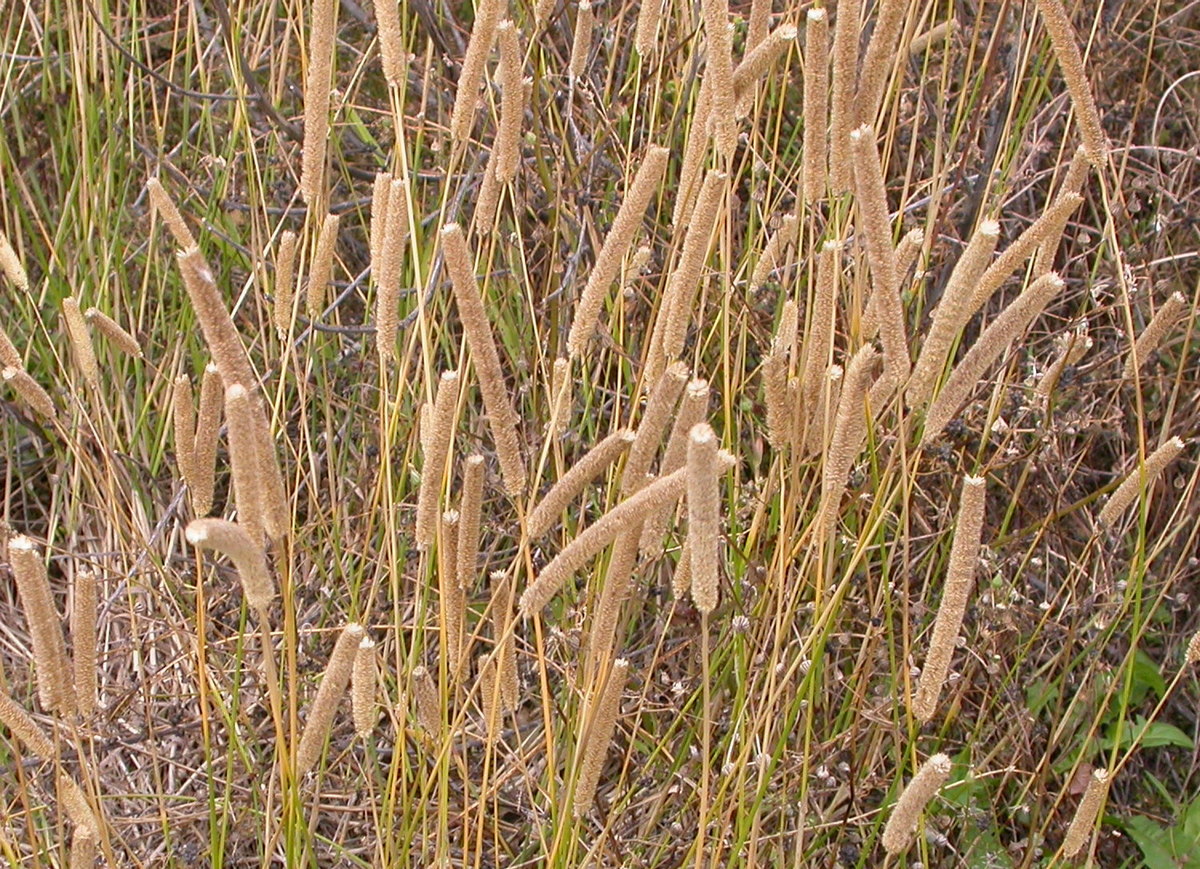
84 308 143 358
1125 291 1190 380
1097 436 1185 527
802 10 829 203
146 177 197 250
880 754 953 854
294 623 365 775
300 0 339 203
1034 0 1108 164
450 0 501 144
3 366 57 419
191 363 223 517
185 519 275 612
72 569 99 718
686 423 721 614
1062 768 1111 857
9 537 75 714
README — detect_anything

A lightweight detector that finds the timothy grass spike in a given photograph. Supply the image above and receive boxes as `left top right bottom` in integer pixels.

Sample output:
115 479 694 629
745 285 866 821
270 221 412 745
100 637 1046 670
881 753 953 854
686 423 721 614
146 177 197 250
572 658 629 817
300 0 339 203
1034 0 1108 164
3 366 56 419
0 688 56 759
0 231 30 291
450 0 500 145
295 623 365 775
72 569 99 718
352 637 377 738
828 0 863 192
272 230 299 337
1097 436 1185 527
802 9 830 203
306 212 340 318
1125 291 1189 379
527 429 635 537
415 370 460 548
9 537 75 715
185 519 275 612
1063 768 1110 857
84 307 142 358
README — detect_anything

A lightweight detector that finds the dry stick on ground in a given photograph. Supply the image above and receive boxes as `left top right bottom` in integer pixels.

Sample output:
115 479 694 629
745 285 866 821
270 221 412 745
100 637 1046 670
566 145 669 359
185 519 276 612
1097 436 1186 527
911 475 986 722
415 370 460 548
881 753 953 854
526 429 635 537
1034 0 1108 164
572 658 629 817
8 537 75 715
295 623 365 776
816 345 879 542
1124 291 1190 379
828 0 863 193
441 224 527 495
922 272 1065 444
1062 768 1111 857
450 0 500 145
71 569 99 718
300 0 339 203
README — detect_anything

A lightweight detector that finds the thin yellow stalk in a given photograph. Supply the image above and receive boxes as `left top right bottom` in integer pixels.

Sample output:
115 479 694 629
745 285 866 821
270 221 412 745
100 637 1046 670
300 0 340 204
881 754 953 854
493 22 524 184
490 571 519 711
828 0 862 193
176 248 257 390
375 0 406 87
441 224 527 495
1097 436 1185 527
72 569 99 718
306 212 340 318
185 519 276 612
817 345 878 540
0 688 56 759
146 177 197 250
415 370 460 549
527 429 635 537
922 272 1065 444
701 0 735 158
192 362 222 517
9 537 74 714
1034 0 1108 164
352 637 377 738
84 308 142 358
1125 291 1189 379
854 0 906 126
906 220 1000 408
572 658 629 817
687 424 721 614
911 475 986 722
1062 768 1110 857
295 623 365 775
451 0 501 145
802 9 829 203
568 1 595 83
567 145 669 358
457 454 485 590
2 366 56 419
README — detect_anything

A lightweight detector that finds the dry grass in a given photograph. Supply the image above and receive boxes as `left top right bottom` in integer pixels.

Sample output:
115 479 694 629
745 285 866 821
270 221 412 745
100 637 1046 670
1 0 1199 866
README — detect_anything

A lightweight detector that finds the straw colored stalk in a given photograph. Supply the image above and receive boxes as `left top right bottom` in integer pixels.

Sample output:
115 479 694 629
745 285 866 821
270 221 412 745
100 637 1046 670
271 230 299 337
572 658 629 817
457 454 485 589
295 623 365 775
0 324 21 368
374 0 406 87
968 193 1082 316
3 366 56 419
701 0 735 158
906 220 1001 408
881 753 953 854
568 1 594 82
146 177 197 250
300 0 339 204
185 519 276 613
1125 291 1189 379
802 9 829 203
1036 327 1091 398
750 214 799 292
1097 436 1185 527
527 430 635 537
72 569 99 718
83 307 141 358
640 378 711 557
1063 768 1111 857
922 272 1065 444
0 688 56 759
521 456 735 615
1034 0 1107 164
850 126 909 393
376 178 409 361
652 171 726 379
816 345 878 541
0 231 30 291
439 511 466 680
548 356 572 437
176 248 257 390
490 571 519 711
451 0 500 144
411 665 440 735
731 23 797 118
634 0 664 57
854 0 906 126
567 145 669 358
493 22 524 183
911 475 986 722
828 0 862 193
687 424 722 614
8 537 74 715
192 363 222 516
58 773 99 837
909 18 956 56
801 241 841 443
306 212 340 318
441 224 527 495
1034 146 1091 276
352 637 376 738
415 370 460 548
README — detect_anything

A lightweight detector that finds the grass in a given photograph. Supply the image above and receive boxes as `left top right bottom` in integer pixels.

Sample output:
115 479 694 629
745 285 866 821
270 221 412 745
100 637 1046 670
1 0 1199 866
